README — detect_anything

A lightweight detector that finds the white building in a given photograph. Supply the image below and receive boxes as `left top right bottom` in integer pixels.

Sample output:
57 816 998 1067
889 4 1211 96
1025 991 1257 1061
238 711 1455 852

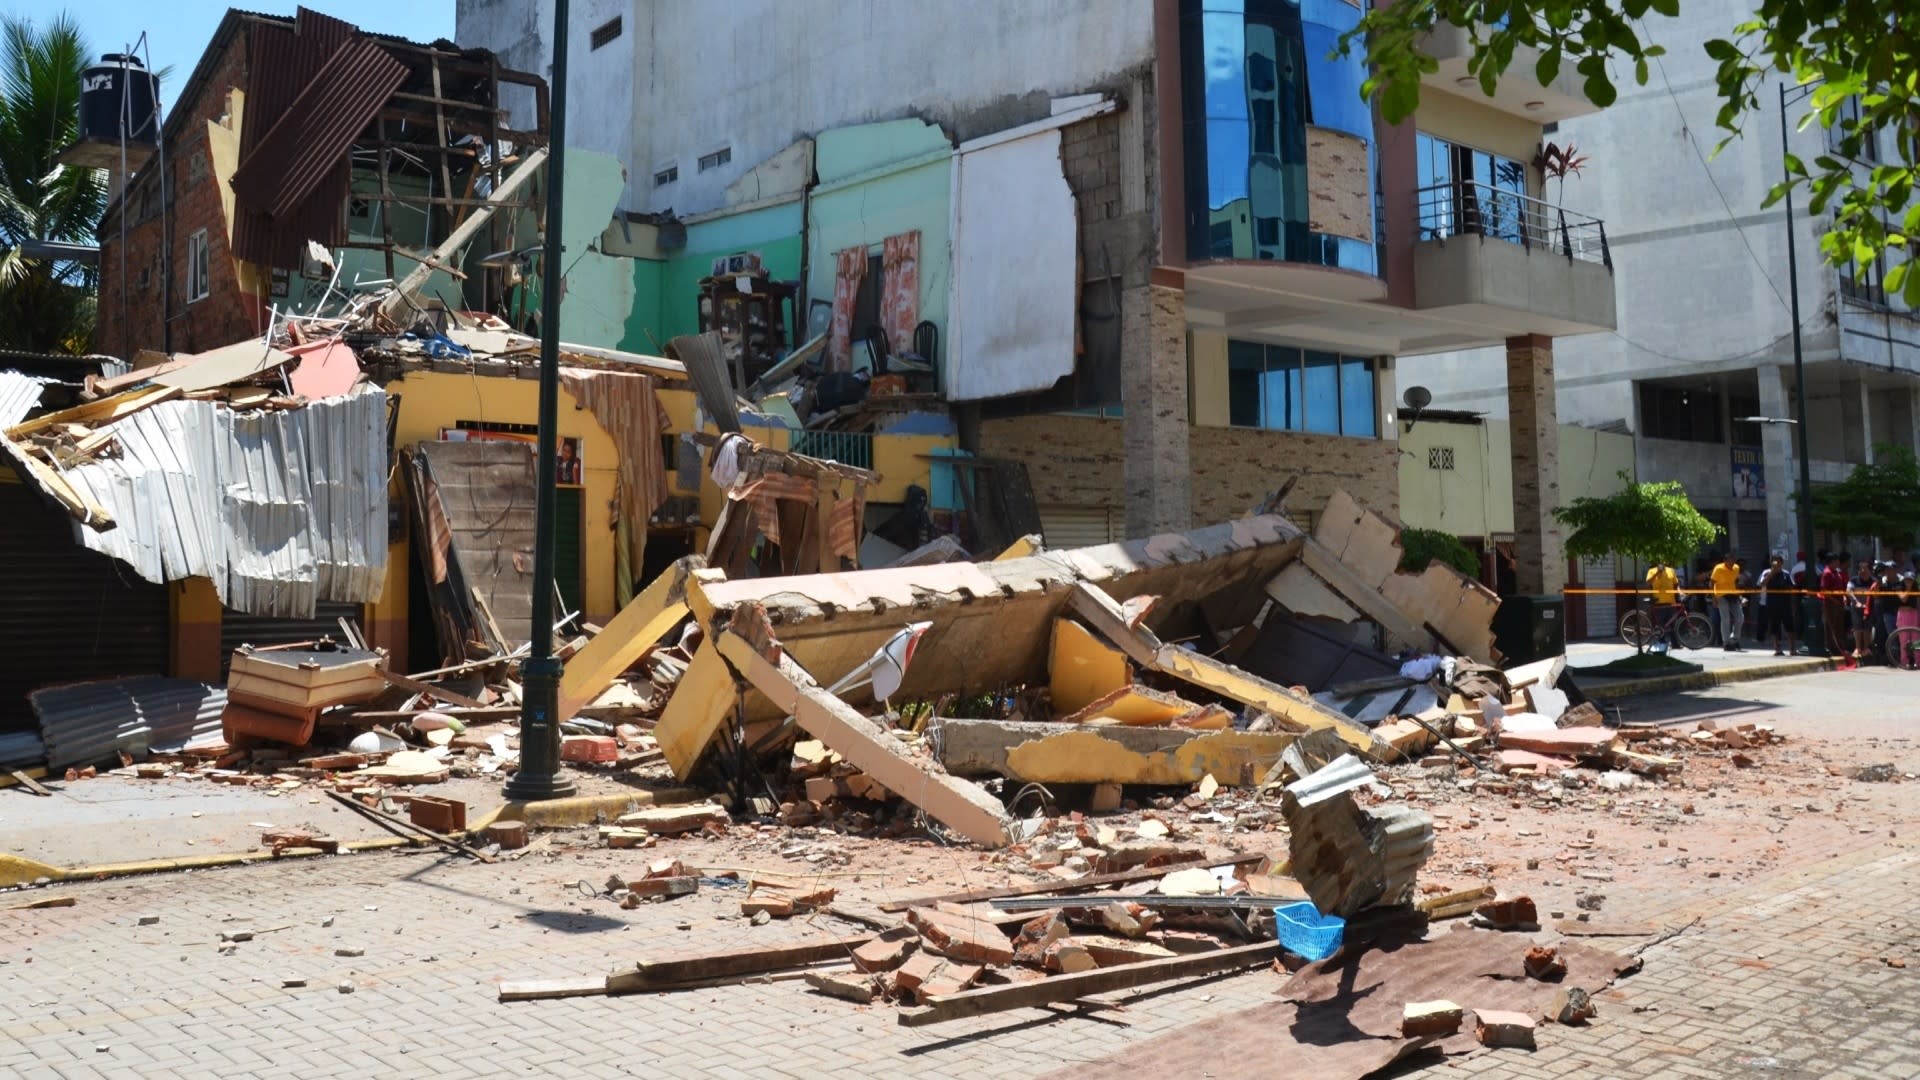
1412 0 1920 570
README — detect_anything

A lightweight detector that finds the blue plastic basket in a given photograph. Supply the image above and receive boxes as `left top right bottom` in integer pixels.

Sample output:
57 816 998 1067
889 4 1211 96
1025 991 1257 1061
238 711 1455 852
1274 901 1345 962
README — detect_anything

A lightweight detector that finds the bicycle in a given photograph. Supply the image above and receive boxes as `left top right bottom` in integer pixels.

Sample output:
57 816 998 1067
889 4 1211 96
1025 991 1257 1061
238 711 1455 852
1888 625 1920 670
1620 600 1713 650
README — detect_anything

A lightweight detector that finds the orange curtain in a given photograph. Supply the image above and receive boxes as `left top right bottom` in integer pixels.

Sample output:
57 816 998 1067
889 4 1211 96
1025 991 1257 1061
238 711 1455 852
829 246 867 372
880 230 921 359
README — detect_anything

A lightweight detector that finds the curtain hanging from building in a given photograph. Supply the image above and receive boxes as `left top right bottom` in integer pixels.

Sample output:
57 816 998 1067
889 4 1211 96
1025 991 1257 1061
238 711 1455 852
829 246 867 371
880 230 921 360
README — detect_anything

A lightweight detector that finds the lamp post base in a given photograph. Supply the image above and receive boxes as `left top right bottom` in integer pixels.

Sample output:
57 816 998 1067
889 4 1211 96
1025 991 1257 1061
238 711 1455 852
504 656 577 802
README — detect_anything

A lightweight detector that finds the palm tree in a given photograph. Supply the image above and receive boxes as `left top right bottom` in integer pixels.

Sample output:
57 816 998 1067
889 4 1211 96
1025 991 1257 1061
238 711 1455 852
0 13 104 354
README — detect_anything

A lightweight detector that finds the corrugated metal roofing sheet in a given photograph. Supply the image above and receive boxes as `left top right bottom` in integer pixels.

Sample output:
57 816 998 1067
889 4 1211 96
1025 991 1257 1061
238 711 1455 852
0 731 45 769
29 676 226 771
230 37 406 219
0 370 51 428
1285 753 1375 807
57 385 389 616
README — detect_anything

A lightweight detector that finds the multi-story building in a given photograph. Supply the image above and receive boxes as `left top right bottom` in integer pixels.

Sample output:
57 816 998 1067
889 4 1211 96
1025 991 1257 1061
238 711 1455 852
456 0 1618 593
1414 0 1920 572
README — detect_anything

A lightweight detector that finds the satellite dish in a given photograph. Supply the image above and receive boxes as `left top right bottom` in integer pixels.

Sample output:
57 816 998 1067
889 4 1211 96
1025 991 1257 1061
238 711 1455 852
1402 385 1433 411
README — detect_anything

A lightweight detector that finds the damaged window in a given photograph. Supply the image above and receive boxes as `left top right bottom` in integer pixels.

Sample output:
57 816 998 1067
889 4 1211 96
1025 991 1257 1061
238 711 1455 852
186 228 210 303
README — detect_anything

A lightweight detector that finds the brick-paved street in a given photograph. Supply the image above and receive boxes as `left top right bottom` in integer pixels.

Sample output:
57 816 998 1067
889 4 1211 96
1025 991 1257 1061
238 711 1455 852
2 669 1917 1078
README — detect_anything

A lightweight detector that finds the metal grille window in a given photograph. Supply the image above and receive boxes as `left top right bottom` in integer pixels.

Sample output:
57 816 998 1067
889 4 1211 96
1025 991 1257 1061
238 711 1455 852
589 17 622 50
698 147 731 172
1428 446 1455 470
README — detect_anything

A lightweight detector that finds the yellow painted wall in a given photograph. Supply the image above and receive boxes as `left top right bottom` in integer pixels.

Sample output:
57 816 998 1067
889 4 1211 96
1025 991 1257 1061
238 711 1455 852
371 370 627 660
1398 418 1634 539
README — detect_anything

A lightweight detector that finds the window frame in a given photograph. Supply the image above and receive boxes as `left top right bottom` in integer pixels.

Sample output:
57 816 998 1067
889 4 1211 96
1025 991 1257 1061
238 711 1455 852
652 162 679 188
186 227 210 304
1225 339 1377 438
697 146 732 173
589 17 622 51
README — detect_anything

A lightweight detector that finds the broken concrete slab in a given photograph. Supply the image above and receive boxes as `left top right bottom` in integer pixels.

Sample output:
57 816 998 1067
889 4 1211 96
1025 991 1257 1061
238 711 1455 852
557 557 698 720
1402 999 1464 1037
1049 618 1131 715
1283 755 1433 918
716 628 1014 848
929 719 1294 787
907 908 1016 966
1473 1008 1537 1049
614 803 730 836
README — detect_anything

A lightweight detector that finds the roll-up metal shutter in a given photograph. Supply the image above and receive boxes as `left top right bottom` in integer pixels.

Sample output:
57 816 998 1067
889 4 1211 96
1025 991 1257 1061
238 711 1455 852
1039 504 1121 550
0 481 170 731
1580 554 1617 640
220 601 368 677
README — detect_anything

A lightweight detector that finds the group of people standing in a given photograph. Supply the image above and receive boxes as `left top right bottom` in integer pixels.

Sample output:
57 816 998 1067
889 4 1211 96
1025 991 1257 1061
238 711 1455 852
1643 550 1920 666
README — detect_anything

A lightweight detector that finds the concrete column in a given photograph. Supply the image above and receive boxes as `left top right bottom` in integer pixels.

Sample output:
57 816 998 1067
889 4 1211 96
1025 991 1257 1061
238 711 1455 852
1121 269 1192 537
1505 334 1565 596
1755 364 1797 557
1841 378 1871 464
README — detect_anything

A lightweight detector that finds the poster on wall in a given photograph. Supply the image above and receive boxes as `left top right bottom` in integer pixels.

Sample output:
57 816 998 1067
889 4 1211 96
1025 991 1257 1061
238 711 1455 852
1730 445 1765 499
441 423 584 485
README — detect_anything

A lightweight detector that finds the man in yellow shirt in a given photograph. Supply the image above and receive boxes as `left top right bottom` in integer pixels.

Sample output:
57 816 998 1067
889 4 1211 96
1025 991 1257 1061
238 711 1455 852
1646 562 1678 606
1710 552 1744 650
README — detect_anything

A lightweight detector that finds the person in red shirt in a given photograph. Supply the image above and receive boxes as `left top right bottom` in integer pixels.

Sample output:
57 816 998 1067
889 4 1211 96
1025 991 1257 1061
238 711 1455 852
1820 552 1850 656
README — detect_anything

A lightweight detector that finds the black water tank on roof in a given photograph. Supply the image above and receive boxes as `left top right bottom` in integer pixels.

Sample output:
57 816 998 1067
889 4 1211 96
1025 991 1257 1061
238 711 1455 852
78 53 160 146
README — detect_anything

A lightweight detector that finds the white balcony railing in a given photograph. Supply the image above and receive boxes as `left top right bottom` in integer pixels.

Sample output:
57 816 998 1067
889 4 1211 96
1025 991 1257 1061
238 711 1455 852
1416 181 1612 269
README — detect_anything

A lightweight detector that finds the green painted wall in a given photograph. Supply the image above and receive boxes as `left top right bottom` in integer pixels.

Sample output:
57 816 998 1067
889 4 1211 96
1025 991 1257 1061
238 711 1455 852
805 119 953 368
640 201 807 350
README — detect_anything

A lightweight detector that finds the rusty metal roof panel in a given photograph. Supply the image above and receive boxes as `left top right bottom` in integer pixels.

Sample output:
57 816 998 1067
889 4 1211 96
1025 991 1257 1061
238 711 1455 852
230 37 407 219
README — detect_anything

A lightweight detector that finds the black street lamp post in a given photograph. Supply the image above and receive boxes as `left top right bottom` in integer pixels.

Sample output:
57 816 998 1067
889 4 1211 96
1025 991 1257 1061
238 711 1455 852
505 0 578 802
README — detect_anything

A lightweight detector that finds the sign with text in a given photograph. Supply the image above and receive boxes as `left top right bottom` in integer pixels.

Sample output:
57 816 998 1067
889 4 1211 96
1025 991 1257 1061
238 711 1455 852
1731 445 1765 500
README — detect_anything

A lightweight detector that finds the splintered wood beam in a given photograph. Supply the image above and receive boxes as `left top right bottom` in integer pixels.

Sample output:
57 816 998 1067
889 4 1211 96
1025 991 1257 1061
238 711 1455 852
714 631 1015 849
896 941 1280 1026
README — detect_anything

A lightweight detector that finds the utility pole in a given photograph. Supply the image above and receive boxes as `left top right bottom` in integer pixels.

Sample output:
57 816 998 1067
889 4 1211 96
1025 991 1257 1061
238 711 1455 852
1779 81 1823 656
505 0 577 801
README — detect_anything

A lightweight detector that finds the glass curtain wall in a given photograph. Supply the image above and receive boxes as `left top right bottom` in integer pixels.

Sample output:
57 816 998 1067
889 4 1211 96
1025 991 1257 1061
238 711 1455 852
1227 340 1377 436
1180 0 1377 274
1415 133 1530 245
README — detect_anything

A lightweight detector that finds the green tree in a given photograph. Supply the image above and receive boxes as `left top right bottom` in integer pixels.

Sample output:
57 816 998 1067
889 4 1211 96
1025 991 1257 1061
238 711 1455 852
1808 445 1920 548
1556 474 1722 567
0 13 103 354
1399 526 1483 578
1345 0 1920 307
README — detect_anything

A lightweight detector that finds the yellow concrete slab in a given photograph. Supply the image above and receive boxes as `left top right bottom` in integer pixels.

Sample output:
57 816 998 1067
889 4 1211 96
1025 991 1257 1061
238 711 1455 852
654 640 739 779
557 558 699 720
1004 729 1297 786
1048 618 1131 715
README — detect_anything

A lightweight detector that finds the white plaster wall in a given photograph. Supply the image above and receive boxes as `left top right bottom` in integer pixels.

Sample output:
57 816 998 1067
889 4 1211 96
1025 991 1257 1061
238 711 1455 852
455 0 638 206
460 0 1154 218
1402 0 1842 428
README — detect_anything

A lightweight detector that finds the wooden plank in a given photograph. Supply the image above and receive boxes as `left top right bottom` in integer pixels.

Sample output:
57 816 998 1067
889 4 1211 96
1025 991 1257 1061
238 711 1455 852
1298 538 1433 651
6 385 178 439
497 975 606 1002
558 559 696 720
7 895 75 909
376 668 488 709
323 790 495 863
0 439 114 528
716 631 1015 849
877 855 1265 913
608 933 875 991
8 770 53 797
897 941 1280 1026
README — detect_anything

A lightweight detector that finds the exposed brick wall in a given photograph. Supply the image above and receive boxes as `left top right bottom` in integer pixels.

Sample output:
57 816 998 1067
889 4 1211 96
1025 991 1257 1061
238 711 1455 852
979 414 1399 531
95 27 266 358
1120 282 1191 534
1506 333 1564 595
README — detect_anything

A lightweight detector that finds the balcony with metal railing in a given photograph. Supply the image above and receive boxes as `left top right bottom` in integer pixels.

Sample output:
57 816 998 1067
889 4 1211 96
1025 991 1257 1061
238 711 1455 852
1416 181 1612 268
1408 180 1618 337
